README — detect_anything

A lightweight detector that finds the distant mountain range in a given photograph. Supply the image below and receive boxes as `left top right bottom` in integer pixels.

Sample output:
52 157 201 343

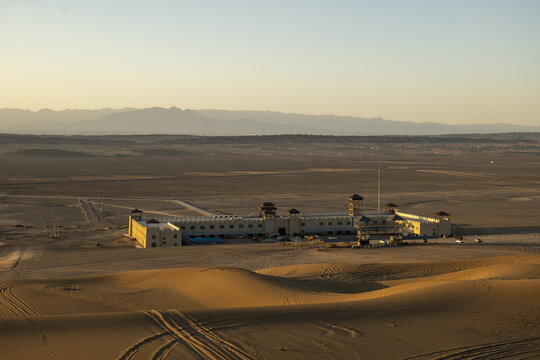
0 107 538 135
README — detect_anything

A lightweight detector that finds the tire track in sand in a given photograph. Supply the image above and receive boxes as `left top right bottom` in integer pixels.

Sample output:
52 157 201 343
117 332 169 360
0 286 51 317
403 337 540 360
116 310 258 360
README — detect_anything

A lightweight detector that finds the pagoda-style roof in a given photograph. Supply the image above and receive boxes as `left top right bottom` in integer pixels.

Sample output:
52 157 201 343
262 202 275 207
434 211 450 217
131 208 143 214
146 219 160 224
392 214 406 221
385 203 398 208
358 215 372 222
287 208 300 214
349 194 364 201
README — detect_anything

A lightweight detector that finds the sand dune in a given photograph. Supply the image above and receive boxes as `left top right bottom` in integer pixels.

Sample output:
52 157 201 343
1 255 539 359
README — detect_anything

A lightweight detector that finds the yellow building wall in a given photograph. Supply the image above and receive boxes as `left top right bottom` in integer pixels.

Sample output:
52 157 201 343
130 218 147 248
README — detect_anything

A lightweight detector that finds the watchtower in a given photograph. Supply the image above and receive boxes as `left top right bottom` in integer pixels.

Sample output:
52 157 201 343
287 208 301 236
130 208 143 220
433 211 450 237
287 208 300 219
384 203 398 214
348 194 364 217
128 209 143 237
433 211 450 219
259 202 277 219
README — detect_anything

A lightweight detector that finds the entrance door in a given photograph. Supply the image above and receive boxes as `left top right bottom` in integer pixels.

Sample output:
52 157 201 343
278 227 286 236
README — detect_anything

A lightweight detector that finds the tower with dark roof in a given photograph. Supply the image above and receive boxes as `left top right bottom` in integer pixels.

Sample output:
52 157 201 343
259 202 277 219
348 194 364 217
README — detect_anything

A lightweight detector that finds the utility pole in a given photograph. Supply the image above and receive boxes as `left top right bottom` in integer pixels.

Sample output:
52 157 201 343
97 190 104 223
377 169 382 213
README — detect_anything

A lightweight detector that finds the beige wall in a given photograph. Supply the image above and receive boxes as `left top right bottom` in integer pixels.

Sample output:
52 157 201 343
288 215 300 235
145 224 182 248
152 215 356 238
300 216 353 233
136 215 356 239
174 217 265 236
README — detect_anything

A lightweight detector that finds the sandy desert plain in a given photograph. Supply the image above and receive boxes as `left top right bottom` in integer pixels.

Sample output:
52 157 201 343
0 133 539 360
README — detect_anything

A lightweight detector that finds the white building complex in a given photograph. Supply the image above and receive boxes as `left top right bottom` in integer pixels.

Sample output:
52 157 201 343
128 195 452 248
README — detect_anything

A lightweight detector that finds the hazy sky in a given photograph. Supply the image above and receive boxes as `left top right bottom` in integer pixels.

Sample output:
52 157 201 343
1 1 539 125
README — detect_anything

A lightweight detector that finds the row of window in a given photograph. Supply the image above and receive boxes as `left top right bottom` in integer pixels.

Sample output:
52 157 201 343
181 223 263 230
151 234 178 240
153 230 359 245
178 221 352 231
162 241 179 246
150 242 178 247
315 221 350 226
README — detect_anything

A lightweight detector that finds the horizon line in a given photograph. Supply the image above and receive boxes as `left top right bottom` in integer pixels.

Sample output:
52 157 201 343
1 106 538 128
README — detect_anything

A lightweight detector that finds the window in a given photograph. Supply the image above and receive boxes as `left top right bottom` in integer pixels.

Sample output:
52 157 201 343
229 225 234 229
248 224 253 228
329 222 333 225
210 225 215 229
190 226 195 230
200 226 205 230
257 224 262 228
301 223 305 226
162 241 166 244
173 234 177 239
180 226 185 230
337 222 342 225
239 224 244 228
163 237 166 240
152 235 156 239
319 222 324 226
219 225 225 229
174 243 177 247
